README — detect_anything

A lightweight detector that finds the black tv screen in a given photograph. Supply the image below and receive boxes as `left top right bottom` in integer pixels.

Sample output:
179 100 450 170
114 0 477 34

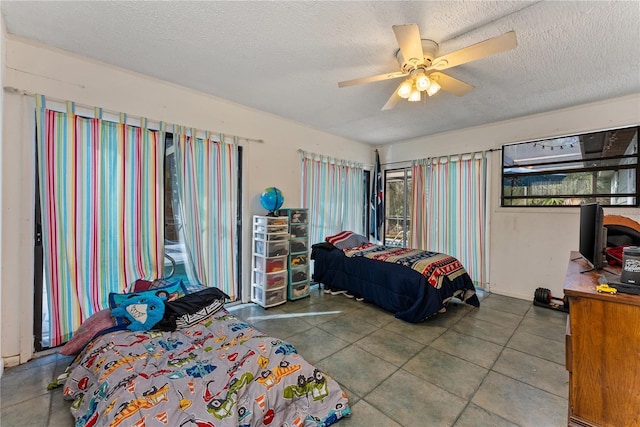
579 203 605 270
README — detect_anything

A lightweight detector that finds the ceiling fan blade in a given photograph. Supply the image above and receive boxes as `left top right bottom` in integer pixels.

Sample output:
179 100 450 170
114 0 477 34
338 71 407 88
392 24 424 66
382 85 403 110
427 31 517 71
431 72 474 96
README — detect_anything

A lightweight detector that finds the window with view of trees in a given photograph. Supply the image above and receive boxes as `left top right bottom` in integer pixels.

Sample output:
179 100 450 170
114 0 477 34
502 126 639 207
385 168 412 247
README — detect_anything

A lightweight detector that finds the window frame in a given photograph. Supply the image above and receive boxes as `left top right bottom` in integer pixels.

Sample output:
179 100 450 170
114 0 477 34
384 167 412 247
501 125 639 208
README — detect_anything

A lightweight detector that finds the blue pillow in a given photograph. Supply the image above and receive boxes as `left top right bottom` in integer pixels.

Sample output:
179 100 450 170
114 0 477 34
108 280 188 326
111 294 166 331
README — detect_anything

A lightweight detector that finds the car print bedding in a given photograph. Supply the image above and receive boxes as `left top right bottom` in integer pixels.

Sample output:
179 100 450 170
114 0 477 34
311 243 479 323
63 308 350 427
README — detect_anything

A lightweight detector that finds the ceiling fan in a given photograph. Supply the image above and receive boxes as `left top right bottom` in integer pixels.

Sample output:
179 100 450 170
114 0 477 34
338 24 517 110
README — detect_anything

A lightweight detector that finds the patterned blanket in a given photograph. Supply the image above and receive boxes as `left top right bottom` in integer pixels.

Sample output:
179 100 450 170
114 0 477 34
63 309 350 427
343 244 468 289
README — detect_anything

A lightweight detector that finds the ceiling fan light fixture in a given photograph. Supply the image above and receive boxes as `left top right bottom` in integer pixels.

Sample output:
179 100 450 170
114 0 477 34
426 80 441 96
408 88 421 102
415 73 431 91
338 24 516 110
397 79 413 99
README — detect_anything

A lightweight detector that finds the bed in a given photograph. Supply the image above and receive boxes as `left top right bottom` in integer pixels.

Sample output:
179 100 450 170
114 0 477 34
311 235 480 323
61 289 350 427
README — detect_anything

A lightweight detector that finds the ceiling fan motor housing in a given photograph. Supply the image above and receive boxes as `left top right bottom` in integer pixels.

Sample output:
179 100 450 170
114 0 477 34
396 39 439 72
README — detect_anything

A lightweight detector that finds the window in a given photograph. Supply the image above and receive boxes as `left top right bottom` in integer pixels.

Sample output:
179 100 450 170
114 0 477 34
385 168 412 247
163 133 243 297
163 134 193 285
502 126 639 207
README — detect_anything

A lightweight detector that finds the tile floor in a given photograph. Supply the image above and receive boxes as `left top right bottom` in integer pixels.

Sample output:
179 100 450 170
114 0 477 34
0 288 569 426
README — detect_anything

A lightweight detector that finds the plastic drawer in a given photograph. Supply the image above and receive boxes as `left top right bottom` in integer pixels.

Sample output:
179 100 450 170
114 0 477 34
254 240 289 257
254 255 287 273
254 216 288 227
290 224 308 239
289 254 308 268
254 270 288 290
289 210 308 224
252 285 286 308
289 238 308 254
289 281 310 299
254 231 289 241
289 266 308 283
254 224 289 234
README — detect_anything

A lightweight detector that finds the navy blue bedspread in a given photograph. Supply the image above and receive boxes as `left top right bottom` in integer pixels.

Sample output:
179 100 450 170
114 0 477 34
311 245 479 322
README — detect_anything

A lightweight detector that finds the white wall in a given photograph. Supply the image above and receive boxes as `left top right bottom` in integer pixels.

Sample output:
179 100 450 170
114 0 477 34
380 94 640 300
0 15 5 378
0 35 371 365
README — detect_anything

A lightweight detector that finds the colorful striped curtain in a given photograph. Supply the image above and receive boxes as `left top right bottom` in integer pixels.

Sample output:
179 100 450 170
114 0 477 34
411 159 429 250
410 153 488 288
174 131 238 300
36 103 164 346
301 151 364 245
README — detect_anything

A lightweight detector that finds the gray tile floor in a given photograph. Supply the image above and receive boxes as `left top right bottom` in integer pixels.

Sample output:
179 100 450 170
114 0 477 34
0 288 569 426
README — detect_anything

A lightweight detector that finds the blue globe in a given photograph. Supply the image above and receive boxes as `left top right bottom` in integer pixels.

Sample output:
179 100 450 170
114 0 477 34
260 187 284 214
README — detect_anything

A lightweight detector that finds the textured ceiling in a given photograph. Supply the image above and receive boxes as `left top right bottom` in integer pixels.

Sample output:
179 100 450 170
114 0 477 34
1 1 639 145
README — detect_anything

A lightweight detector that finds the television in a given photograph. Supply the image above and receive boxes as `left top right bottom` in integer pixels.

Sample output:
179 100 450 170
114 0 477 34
579 202 607 271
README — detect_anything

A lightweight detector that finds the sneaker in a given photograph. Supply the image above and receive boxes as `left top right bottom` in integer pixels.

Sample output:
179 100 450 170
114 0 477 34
330 289 347 295
343 292 355 298
323 287 332 294
355 296 364 302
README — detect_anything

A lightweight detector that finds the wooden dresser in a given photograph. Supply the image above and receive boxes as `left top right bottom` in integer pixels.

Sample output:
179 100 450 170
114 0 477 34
564 251 640 427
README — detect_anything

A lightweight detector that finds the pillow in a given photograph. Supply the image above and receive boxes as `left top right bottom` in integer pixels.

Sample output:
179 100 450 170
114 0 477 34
129 277 182 293
156 287 230 331
175 299 225 329
111 294 166 331
183 281 208 294
325 231 369 250
59 309 117 355
108 280 188 326
130 279 153 292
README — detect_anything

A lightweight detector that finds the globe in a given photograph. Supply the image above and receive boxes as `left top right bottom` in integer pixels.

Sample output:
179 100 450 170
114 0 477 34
260 187 284 215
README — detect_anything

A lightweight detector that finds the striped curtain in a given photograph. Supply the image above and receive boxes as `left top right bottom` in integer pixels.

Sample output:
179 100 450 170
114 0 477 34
410 153 487 288
36 104 164 346
174 131 238 299
411 159 429 250
301 151 364 245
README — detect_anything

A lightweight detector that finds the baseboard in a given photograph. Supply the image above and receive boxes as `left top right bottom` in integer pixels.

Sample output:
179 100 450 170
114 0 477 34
2 355 20 371
488 289 531 301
